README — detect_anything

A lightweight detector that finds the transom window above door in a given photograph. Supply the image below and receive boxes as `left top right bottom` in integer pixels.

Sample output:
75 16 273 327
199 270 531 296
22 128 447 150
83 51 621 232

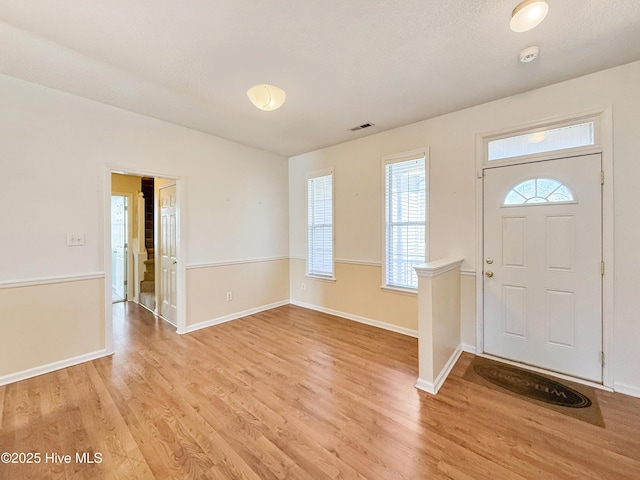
503 178 575 206
488 121 595 162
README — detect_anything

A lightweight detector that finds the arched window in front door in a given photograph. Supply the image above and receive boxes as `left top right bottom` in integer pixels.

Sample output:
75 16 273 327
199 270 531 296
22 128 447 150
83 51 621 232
503 178 575 206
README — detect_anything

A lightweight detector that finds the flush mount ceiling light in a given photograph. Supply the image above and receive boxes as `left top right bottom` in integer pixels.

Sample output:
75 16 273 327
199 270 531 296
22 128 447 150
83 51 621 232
247 84 286 111
510 0 549 32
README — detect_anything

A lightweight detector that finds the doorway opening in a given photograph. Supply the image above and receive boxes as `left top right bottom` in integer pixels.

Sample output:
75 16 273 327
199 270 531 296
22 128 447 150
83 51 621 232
106 168 184 355
475 108 613 389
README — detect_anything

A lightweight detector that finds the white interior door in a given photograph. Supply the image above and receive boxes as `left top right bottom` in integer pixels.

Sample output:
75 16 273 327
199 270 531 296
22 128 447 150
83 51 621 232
111 195 127 303
159 184 177 324
483 154 602 382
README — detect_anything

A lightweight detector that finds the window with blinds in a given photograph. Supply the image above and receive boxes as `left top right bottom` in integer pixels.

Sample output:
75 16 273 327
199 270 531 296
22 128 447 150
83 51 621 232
385 156 426 289
307 171 334 277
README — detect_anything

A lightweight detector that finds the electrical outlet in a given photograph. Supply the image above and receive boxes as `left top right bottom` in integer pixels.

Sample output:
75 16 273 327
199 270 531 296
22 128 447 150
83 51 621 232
301 283 306 290
226 291 233 301
67 233 85 246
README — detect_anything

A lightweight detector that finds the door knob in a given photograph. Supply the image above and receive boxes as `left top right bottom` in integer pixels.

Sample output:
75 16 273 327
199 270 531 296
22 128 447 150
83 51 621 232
486 258 494 264
172 260 177 265
485 271 494 278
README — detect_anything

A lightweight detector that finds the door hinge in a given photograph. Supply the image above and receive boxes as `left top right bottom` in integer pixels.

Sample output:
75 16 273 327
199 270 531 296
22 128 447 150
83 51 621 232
601 261 605 276
600 171 605 185
599 351 605 366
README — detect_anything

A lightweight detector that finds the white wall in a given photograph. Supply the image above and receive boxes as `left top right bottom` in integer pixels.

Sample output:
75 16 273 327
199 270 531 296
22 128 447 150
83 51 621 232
0 74 289 380
289 60 640 395
0 75 289 281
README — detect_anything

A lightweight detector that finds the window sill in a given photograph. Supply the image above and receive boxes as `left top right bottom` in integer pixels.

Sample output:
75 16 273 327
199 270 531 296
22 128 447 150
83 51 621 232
380 285 417 296
305 274 337 283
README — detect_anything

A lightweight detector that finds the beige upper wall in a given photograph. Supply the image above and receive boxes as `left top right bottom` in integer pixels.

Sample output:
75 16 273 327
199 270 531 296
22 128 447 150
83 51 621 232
289 60 640 392
112 173 142 239
289 107 475 267
111 173 141 195
155 177 174 188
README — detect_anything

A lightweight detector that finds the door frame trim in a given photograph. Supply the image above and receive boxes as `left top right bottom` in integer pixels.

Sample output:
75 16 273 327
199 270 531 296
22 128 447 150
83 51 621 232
111 192 133 302
105 166 187 356
157 181 178 326
474 107 614 388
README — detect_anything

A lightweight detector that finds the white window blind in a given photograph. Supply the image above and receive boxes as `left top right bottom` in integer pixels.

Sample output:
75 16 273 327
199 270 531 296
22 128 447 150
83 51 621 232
307 172 333 277
385 157 426 289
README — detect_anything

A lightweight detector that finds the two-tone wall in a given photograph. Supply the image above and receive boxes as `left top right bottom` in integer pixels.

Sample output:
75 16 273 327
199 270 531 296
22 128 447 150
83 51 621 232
0 74 289 383
289 60 640 396
3 60 640 396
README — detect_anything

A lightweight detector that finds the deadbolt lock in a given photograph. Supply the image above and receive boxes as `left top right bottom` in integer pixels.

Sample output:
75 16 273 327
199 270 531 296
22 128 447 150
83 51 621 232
486 258 494 264
485 271 494 278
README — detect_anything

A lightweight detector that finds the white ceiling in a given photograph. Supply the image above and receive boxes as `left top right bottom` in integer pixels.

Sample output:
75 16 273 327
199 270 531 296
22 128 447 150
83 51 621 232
1 1 639 157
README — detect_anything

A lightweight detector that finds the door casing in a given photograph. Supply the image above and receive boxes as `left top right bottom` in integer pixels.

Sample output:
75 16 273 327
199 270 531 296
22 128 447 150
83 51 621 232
104 166 187 357
475 108 614 389
158 182 178 325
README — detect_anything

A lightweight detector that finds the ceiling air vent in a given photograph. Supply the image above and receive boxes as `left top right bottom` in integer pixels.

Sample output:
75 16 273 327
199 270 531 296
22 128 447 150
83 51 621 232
350 123 375 132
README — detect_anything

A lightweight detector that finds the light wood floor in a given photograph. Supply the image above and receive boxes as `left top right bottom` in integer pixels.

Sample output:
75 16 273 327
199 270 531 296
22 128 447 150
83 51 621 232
1 303 639 479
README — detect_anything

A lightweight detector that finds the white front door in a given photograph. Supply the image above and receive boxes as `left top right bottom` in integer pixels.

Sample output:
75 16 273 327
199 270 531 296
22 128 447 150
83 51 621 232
159 184 178 324
483 154 602 382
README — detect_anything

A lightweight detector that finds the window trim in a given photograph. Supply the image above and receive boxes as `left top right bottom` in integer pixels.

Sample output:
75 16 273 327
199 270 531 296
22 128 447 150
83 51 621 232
481 113 602 168
380 148 429 292
306 168 335 280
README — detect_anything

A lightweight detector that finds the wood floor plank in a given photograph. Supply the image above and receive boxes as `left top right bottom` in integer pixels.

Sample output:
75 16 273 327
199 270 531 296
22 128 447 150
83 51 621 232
2 302 640 479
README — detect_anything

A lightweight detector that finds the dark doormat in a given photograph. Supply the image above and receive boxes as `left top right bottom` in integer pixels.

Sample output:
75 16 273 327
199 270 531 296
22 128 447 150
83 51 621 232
463 356 604 427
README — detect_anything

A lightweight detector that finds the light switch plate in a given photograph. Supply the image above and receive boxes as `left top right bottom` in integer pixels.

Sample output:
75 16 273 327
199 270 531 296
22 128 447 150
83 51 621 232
67 233 85 246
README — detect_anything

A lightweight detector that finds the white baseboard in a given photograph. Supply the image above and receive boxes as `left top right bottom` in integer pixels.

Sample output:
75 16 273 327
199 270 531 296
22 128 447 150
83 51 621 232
415 378 437 394
289 300 418 338
462 343 477 354
0 349 110 387
415 344 464 395
614 382 640 399
183 300 290 334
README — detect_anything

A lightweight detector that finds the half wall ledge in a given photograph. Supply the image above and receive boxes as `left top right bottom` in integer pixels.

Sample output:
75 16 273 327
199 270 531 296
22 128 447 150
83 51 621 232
414 258 464 395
